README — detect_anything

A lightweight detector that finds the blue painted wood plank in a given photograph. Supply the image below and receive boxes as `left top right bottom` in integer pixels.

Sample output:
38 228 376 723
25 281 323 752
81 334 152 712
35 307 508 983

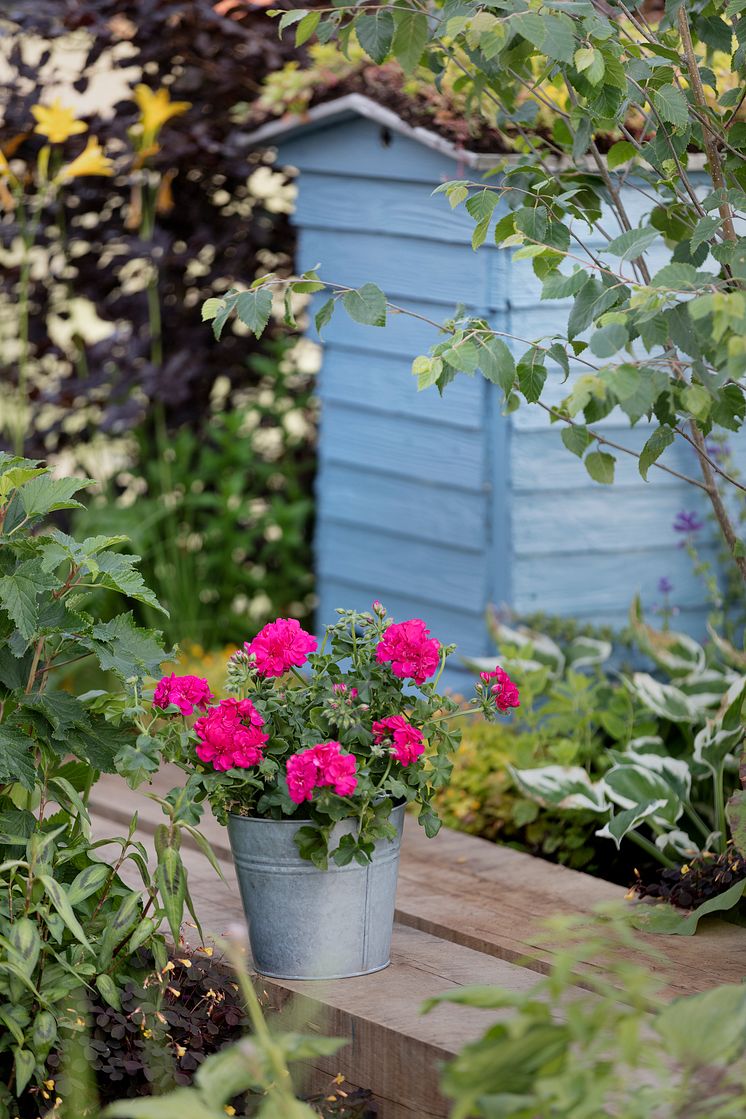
279 116 487 183
316 522 488 611
318 464 488 551
512 488 711 556
296 172 506 245
510 428 701 491
298 229 504 310
320 345 483 430
319 402 487 491
513 545 717 614
316 578 490 653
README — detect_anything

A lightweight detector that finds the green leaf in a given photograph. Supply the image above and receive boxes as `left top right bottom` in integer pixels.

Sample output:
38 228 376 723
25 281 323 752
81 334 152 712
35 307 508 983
639 425 674 481
277 9 307 34
628 672 698 722
690 215 721 252
444 339 478 374
510 765 607 813
541 270 588 300
104 1089 219 1119
234 289 274 338
356 10 395 63
606 141 637 169
200 297 223 322
517 360 547 404
0 560 55 641
156 846 186 943
652 84 690 129
658 985 746 1064
606 226 659 261
0 727 36 790
8 917 41 978
574 46 604 84
727 789 746 858
67 863 111 906
514 205 548 244
314 297 335 334
584 451 615 484
36 874 91 949
511 11 576 63
77 613 166 683
631 878 746 935
683 383 710 422
19 475 92 518
94 552 167 614
13 1049 36 1096
96 972 122 1011
341 283 387 327
596 799 668 848
391 10 429 73
589 322 628 358
294 10 320 46
478 337 515 394
561 425 593 458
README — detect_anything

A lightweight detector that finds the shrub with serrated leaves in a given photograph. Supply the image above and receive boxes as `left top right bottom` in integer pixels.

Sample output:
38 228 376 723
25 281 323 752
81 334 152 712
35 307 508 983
0 454 217 1117
208 0 746 592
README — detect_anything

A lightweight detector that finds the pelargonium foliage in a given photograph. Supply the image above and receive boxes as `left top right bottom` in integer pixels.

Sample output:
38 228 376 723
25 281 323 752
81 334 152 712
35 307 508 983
153 603 519 867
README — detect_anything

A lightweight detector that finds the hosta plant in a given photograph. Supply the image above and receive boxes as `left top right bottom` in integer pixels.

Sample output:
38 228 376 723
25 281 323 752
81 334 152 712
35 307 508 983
492 602 746 930
154 603 519 868
0 454 205 1115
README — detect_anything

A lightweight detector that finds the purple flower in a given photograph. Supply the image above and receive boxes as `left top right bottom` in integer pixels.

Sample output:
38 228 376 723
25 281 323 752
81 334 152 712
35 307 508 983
673 511 703 535
657 576 673 594
705 439 731 465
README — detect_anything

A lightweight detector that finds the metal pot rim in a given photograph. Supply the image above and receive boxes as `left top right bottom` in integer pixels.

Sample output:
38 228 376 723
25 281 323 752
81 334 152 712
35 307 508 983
228 797 405 825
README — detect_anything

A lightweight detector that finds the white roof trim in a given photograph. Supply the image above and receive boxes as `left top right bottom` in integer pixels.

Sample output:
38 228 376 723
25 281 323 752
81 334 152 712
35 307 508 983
244 92 711 176
243 93 504 169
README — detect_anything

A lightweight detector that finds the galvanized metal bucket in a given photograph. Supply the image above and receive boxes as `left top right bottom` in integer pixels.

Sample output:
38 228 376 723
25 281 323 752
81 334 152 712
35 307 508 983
227 803 405 980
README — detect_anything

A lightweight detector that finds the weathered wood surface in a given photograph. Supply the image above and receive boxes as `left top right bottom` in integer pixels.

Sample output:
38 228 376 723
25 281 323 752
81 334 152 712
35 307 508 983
89 771 742 1117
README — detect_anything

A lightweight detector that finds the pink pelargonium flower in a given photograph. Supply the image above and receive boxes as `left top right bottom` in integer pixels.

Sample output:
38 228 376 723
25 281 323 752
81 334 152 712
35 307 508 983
479 666 520 712
285 741 358 804
375 618 440 686
245 618 318 678
372 715 425 767
153 673 214 717
194 698 268 772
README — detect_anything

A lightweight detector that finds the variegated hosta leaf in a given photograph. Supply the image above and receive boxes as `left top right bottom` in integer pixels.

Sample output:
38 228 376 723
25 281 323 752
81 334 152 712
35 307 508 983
608 751 692 804
461 654 548 675
626 735 665 753
720 674 746 728
485 619 565 676
678 669 736 711
707 624 746 672
596 800 667 848
626 673 699 723
565 635 612 669
604 764 685 827
509 765 607 812
629 595 706 677
655 829 701 858
693 721 745 776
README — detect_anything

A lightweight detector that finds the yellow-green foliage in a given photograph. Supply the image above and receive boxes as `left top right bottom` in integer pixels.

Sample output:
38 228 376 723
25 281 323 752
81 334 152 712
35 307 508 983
436 718 607 873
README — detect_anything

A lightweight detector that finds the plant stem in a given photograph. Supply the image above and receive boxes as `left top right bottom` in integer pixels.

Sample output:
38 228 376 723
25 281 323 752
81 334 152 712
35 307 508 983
626 828 676 869
714 762 728 854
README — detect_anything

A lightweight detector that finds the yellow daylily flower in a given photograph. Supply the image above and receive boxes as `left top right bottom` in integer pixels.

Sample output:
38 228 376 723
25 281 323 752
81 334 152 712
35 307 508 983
31 99 88 144
58 137 114 180
134 84 191 147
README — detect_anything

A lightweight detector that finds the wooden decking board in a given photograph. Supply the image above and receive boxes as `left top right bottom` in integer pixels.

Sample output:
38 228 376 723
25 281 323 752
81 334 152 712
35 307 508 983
89 774 743 998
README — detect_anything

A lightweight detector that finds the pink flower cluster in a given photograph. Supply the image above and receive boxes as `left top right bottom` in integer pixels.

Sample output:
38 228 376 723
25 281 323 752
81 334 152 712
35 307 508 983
372 715 425 767
480 667 520 712
245 618 317 678
286 741 358 804
153 673 214 716
194 698 269 772
375 618 440 686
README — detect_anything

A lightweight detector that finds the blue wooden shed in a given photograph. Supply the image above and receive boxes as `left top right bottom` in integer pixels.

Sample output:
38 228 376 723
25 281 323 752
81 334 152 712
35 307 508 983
247 95 734 662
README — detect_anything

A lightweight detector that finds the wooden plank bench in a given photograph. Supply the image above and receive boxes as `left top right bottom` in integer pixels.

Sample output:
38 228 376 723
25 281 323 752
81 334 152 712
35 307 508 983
89 771 742 1118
